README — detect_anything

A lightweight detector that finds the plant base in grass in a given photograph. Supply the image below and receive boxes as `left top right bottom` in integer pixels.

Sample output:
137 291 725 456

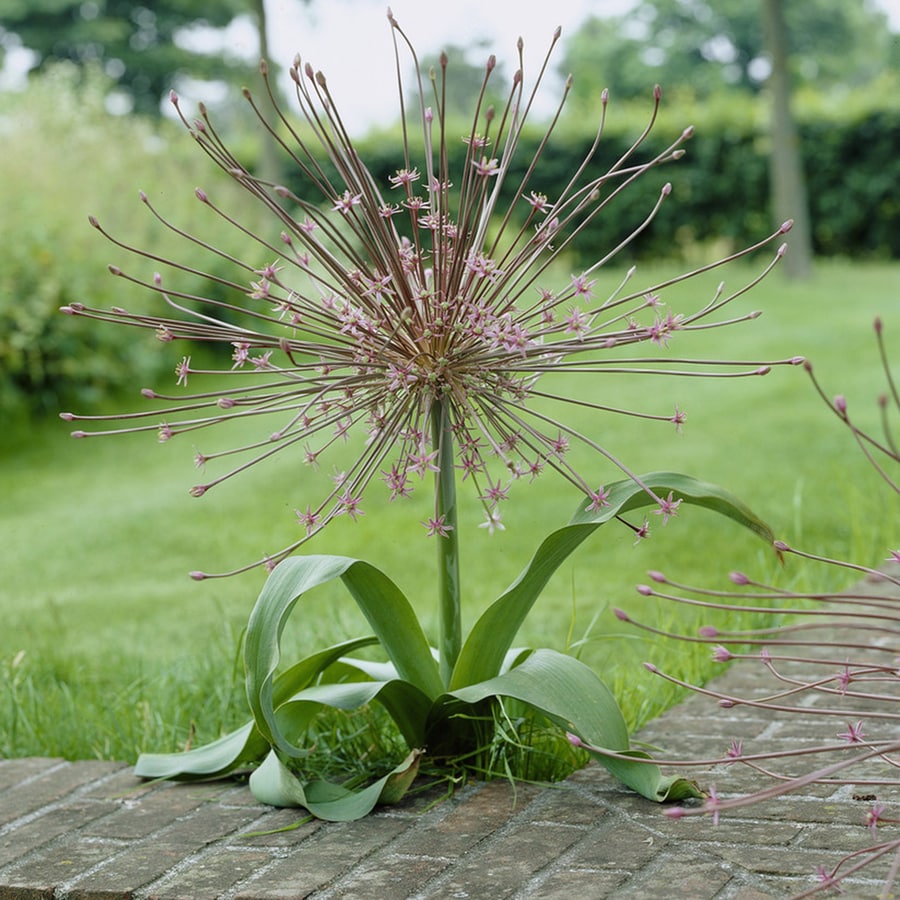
134 473 777 820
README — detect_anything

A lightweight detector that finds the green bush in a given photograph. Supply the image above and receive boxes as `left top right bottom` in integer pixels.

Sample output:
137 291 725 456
0 63 265 422
337 82 899 266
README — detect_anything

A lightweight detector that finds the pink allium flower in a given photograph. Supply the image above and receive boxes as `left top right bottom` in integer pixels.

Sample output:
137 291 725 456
62 14 793 576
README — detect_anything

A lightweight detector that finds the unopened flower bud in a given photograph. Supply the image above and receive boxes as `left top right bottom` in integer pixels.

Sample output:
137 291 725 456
648 570 666 583
612 607 630 622
698 626 718 637
729 571 749 585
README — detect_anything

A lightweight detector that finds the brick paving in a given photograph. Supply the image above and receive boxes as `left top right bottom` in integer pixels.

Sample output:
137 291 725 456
2 576 897 899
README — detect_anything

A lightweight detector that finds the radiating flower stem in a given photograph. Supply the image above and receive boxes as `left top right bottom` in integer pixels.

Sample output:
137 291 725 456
431 398 461 685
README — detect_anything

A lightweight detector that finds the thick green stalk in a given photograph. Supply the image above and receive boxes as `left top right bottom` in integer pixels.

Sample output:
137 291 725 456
431 399 461 687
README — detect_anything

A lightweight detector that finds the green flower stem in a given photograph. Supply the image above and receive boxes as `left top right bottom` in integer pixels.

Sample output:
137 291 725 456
431 398 461 686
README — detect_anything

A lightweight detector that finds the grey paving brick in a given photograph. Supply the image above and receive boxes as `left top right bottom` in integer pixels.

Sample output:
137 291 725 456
234 816 409 898
135 847 274 899
0 800 119 867
0 761 117 827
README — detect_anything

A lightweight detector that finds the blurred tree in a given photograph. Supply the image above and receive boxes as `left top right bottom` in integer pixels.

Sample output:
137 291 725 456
0 0 258 114
560 0 894 102
762 0 812 278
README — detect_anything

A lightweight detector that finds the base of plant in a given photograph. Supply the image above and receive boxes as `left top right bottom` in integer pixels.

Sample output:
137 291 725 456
135 474 773 821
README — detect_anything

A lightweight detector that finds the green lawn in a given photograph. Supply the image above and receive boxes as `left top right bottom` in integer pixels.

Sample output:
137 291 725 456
2 258 897 763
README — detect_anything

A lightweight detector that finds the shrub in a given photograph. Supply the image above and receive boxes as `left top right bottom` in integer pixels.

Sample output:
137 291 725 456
0 63 264 422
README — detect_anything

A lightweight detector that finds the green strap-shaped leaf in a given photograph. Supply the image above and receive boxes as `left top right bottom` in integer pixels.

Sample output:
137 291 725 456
451 472 774 690
276 679 434 748
446 648 701 803
134 721 267 781
339 560 444 698
271 636 379 706
133 636 378 781
249 747 423 820
246 556 442 757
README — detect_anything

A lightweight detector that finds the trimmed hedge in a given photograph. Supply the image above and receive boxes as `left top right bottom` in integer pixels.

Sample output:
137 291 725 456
336 99 899 265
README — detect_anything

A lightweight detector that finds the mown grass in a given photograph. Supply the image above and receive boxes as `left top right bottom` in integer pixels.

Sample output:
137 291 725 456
1 258 897 769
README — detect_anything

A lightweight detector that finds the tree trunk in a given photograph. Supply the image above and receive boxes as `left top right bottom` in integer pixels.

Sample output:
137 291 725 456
761 0 813 279
251 0 281 186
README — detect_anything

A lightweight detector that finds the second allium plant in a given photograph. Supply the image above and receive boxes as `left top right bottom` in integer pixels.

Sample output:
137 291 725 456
62 11 799 819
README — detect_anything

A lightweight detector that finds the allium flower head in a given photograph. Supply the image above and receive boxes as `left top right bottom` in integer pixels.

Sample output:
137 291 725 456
61 13 795 576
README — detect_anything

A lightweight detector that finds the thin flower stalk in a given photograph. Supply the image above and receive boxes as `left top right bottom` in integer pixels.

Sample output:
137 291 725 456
61 12 798 584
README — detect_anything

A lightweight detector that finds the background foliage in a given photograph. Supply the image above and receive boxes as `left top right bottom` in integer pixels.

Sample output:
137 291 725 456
0 64 266 422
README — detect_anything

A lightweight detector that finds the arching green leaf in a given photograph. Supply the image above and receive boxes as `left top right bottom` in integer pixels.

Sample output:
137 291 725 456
451 473 774 690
